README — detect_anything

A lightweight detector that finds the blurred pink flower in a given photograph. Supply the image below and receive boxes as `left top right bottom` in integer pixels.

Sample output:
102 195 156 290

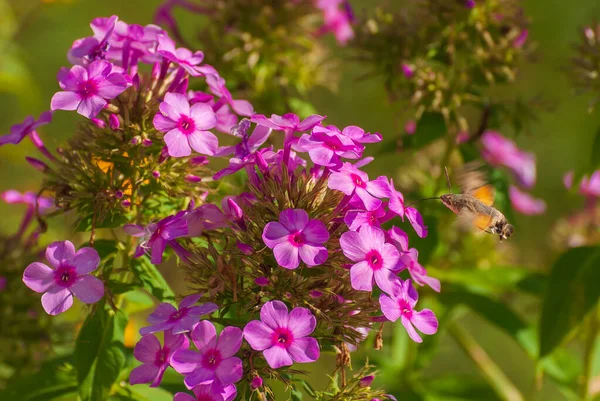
481 131 536 188
509 186 546 215
579 171 600 197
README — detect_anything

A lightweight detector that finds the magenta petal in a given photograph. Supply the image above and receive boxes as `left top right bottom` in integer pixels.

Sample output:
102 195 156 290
215 357 243 384
230 99 254 116
339 231 367 261
401 315 423 343
273 241 300 269
129 363 160 385
298 245 328 266
71 275 104 304
77 96 106 118
170 349 202 374
356 187 382 211
139 321 174 336
188 130 218 155
350 261 374 292
41 287 73 315
379 294 401 322
164 92 191 116
366 177 391 198
96 74 128 98
134 334 162 363
243 320 275 351
171 315 200 334
183 368 214 389
288 307 316 337
50 91 80 111
405 207 428 238
188 302 219 318
263 346 293 369
308 147 335 166
46 241 76 268
164 129 192 157
190 103 217 130
147 302 177 324
327 172 355 195
358 225 385 250
260 300 289 330
190 320 217 349
216 327 243 358
23 262 55 293
411 309 438 335
72 247 100 274
278 209 309 232
373 269 396 295
150 236 167 265
154 114 178 132
302 220 329 244
297 114 325 131
287 337 320 363
179 293 202 308
173 393 196 401
262 222 290 248
379 243 400 271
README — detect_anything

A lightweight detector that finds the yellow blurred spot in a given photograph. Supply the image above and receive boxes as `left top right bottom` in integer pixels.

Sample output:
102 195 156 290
124 320 137 347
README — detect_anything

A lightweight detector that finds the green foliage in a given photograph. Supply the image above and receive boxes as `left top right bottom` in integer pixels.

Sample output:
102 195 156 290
111 386 173 401
539 247 600 357
80 240 120 260
74 303 128 401
130 257 176 303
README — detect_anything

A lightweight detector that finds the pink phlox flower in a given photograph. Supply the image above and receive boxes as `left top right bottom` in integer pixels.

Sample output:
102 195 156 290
251 113 325 136
295 126 361 167
110 21 165 66
174 382 237 401
345 326 370 352
124 213 189 264
157 35 211 77
2 190 53 214
130 331 190 387
154 92 218 157
509 186 546 215
480 131 536 188
388 179 405 219
205 73 254 117
344 204 390 231
187 90 240 134
184 204 229 236
262 209 329 269
379 279 438 343
328 163 391 211
340 225 400 293
50 60 128 119
140 294 218 336
579 171 600 198
336 125 382 145
0 111 53 146
387 227 410 253
243 300 320 369
68 15 118 65
513 29 528 48
398 248 440 292
405 206 428 238
317 2 355 45
22 241 104 315
171 321 243 388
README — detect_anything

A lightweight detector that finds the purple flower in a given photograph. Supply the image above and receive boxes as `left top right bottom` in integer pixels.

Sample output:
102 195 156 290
243 300 320 369
251 113 325 136
328 163 391 211
295 127 360 167
139 294 218 335
579 171 600 198
318 4 355 45
171 321 243 388
339 225 399 293
157 35 211 77
154 92 218 157
401 63 414 78
0 111 53 146
513 29 528 48
124 213 189 264
509 186 546 215
22 241 104 315
399 249 440 292
380 280 438 343
50 60 128 118
68 15 118 65
130 331 189 387
481 131 536 188
405 207 428 238
344 205 389 231
404 120 416 135
262 209 329 269
2 190 53 213
174 382 237 401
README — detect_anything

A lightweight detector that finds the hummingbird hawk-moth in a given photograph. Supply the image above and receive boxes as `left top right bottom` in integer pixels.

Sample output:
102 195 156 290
439 164 514 241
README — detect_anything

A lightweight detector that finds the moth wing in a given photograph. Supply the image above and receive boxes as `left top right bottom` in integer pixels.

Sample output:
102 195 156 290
456 209 494 233
457 162 488 194
471 184 495 207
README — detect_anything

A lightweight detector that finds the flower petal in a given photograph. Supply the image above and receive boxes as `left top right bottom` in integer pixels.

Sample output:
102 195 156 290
350 261 374 292
401 315 422 343
278 209 309 232
188 302 219 318
150 236 167 265
405 207 428 238
147 302 177 325
379 294 401 322
153 114 178 132
170 349 202 374
164 92 190 116
173 393 197 401
298 245 328 266
41 287 73 315
190 320 217 350
302 219 329 244
243 320 275 351
379 243 400 272
287 307 316 338
339 231 367 261
273 241 300 270
96 73 128 98
263 346 293 369
139 321 175 336
262 222 290 248
50 91 80 111
260 300 289 330
23 262 55 293
215 357 243 385
366 176 391 198
134 334 162 363
129 363 160 385
287 337 320 363
179 293 202 308
77 96 107 119
358 225 386 251
188 130 218 156
183 368 214 389
190 103 217 130
72 247 100 274
71 275 104 304
355 187 382 211
411 309 438 335
164 129 192 157
216 327 243 358
46 241 76 268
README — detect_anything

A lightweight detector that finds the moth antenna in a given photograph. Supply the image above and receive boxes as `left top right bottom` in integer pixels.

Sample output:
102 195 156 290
406 197 441 208
444 166 452 194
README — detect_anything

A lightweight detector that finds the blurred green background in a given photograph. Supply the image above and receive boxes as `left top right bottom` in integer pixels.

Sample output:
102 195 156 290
1 1 600 400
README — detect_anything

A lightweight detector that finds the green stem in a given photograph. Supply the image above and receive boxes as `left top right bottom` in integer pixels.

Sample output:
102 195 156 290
581 306 600 400
448 322 524 401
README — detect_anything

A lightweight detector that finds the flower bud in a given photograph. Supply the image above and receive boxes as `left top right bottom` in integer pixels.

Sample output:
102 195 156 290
152 171 160 178
122 199 131 207
25 156 50 173
227 198 244 220
236 241 253 255
309 290 323 298
401 63 414 78
190 156 209 166
142 138 152 147
254 277 269 287
159 146 169 163
109 114 120 130
359 375 374 388
115 190 124 199
404 120 416 135
91 118 106 128
185 174 202 183
131 137 140 145
251 376 263 389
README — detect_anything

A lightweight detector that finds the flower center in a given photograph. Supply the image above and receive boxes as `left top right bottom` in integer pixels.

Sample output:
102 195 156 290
288 231 305 247
155 347 169 365
54 265 77 288
271 327 294 348
177 115 196 135
350 173 366 188
169 307 188 321
200 348 222 370
77 79 99 99
196 396 216 401
398 299 413 318
365 250 383 270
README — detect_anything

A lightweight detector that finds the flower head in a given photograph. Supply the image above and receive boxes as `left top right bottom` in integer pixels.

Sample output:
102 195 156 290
22 241 104 315
157 35 209 76
509 186 546 215
139 294 218 335
50 60 128 118
296 126 361 167
124 213 189 264
154 92 218 157
0 111 53 146
328 163 391 211
68 15 118 65
243 300 320 369
379 280 438 343
130 331 190 387
174 382 237 401
171 321 243 388
340 225 399 293
480 131 536 188
262 209 329 269
250 113 325 134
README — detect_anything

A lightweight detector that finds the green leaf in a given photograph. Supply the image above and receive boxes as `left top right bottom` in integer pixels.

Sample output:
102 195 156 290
75 213 129 233
130 257 176 303
423 374 502 401
112 385 173 401
124 290 155 314
291 387 303 401
74 303 128 401
0 357 77 401
539 247 600 357
80 239 119 259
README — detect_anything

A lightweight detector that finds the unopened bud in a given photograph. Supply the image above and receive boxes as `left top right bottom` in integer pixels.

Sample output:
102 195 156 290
402 63 414 78
109 114 120 130
185 174 202 183
159 146 169 163
236 241 253 255
91 118 106 128
115 190 124 199
251 376 263 389
309 290 323 298
25 157 50 173
122 199 131 207
142 138 152 147
359 375 374 388
131 137 140 145
227 198 244 220
254 277 269 287
152 171 160 178
190 156 209 166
